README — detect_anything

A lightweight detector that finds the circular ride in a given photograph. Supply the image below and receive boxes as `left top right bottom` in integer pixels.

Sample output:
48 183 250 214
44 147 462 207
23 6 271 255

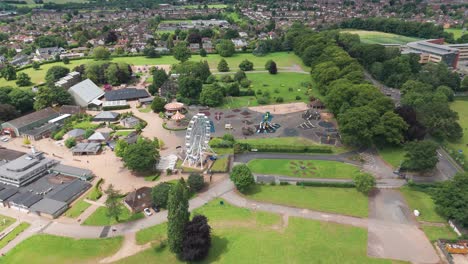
182 113 215 169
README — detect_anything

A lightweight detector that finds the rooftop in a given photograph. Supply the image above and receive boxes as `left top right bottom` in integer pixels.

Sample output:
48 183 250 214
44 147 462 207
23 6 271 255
68 79 105 105
407 40 460 56
71 142 101 153
104 88 150 101
30 198 67 216
3 107 58 129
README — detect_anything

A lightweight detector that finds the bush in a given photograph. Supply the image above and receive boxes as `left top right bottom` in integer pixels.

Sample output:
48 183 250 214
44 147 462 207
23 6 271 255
256 89 263 95
64 137 76 148
239 89 255 96
221 75 233 83
152 182 172 209
87 179 104 201
276 97 284 103
353 173 376 194
230 164 255 193
295 95 302 100
239 59 254 71
53 130 66 140
188 173 205 192
257 97 269 105
239 78 251 88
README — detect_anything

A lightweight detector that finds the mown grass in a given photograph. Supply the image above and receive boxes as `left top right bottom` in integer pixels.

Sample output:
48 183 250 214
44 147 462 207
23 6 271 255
341 30 422 45
448 98 468 165
211 156 229 172
0 214 16 233
399 186 445 223
0 223 30 250
63 197 91 218
82 202 144 226
421 225 458 242
377 146 406 168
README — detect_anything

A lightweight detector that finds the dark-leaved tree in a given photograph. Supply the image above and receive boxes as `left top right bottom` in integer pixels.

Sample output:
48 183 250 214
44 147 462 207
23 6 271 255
181 215 211 261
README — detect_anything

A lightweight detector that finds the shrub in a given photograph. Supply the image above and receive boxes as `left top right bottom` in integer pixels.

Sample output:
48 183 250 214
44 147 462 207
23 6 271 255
256 89 263 95
288 87 293 92
230 164 255 193
273 88 280 93
64 137 76 148
353 173 376 194
23 138 31 145
188 173 205 192
221 75 233 83
233 142 333 153
295 95 302 100
239 59 254 71
239 78 251 88
222 133 235 142
257 97 269 105
239 89 255 96
152 182 172 208
276 97 284 103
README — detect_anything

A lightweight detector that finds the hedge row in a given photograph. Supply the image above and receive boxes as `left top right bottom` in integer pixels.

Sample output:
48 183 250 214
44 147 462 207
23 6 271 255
295 181 355 188
234 143 333 154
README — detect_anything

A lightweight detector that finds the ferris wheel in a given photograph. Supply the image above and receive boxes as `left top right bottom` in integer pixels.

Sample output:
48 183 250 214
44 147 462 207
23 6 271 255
182 113 214 169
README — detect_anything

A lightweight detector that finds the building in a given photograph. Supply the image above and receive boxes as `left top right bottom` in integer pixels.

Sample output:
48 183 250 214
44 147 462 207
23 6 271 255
35 47 65 60
65 128 86 140
93 111 120 122
30 198 68 219
0 150 57 187
120 116 140 128
0 148 25 162
447 43 468 62
138 97 154 105
10 54 29 67
104 88 150 101
406 39 460 68
68 79 105 108
102 100 129 109
1 107 59 138
71 142 102 155
49 164 93 181
55 71 81 89
87 132 111 143
124 187 152 213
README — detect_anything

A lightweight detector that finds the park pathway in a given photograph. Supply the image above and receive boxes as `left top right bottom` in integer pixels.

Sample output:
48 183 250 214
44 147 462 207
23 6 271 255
99 232 151 263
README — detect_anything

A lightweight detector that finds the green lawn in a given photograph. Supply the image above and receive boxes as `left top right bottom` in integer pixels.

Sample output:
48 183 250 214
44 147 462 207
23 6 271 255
2 234 123 264
445 28 466 39
237 136 349 154
138 106 152 113
247 159 360 179
0 214 16 233
448 98 468 165
72 120 100 130
211 156 229 172
378 146 406 168
82 201 144 226
86 179 103 201
341 30 422 45
221 72 317 108
125 199 389 263
63 198 91 218
245 185 368 217
421 225 458 242
0 223 30 250
114 130 135 136
399 186 445 223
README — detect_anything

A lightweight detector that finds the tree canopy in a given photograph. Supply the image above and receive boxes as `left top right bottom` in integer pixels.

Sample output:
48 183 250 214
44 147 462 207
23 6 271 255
121 137 160 173
167 178 190 255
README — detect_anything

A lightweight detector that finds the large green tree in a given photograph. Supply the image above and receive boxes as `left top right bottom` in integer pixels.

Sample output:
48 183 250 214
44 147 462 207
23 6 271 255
178 76 203 100
152 67 169 89
45 66 70 83
216 39 235 57
152 182 172 209
105 184 123 222
173 42 191 62
1 64 16 81
402 140 438 171
151 96 166 113
229 164 254 193
167 178 190 255
93 46 110 60
338 106 379 147
199 85 224 107
434 173 468 227
15 73 31 87
8 89 34 113
122 137 160 172
33 85 72 110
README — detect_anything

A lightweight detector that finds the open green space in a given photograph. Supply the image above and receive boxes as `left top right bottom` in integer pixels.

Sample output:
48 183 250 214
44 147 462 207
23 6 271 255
238 136 318 147
378 146 406 168
247 159 360 179
399 186 445 223
184 4 228 9
126 198 388 263
245 185 368 217
0 223 30 250
211 156 229 172
448 98 468 165
445 28 466 39
221 72 316 108
114 130 135 137
0 214 16 233
86 179 103 201
63 197 91 218
421 225 458 242
1 234 122 264
82 199 144 226
341 30 422 45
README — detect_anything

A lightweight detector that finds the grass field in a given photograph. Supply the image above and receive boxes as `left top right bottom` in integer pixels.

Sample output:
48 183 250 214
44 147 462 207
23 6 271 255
63 198 91 218
0 214 16 233
125 199 391 264
341 30 422 45
378 146 406 168
82 200 144 226
421 225 458 242
114 130 135 136
245 185 368 217
399 186 445 223
448 98 468 165
0 223 30 250
221 72 319 108
211 156 229 172
445 28 466 39
247 159 360 179
2 234 122 263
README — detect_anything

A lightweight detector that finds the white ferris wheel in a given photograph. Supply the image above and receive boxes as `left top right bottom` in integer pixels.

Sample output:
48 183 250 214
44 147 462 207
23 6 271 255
182 113 215 169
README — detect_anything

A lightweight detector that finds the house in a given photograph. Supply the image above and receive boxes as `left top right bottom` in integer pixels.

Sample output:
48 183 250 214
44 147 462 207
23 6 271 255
93 111 119 122
189 43 200 52
71 142 101 155
66 129 86 140
120 116 140 128
35 47 65 60
1 107 59 138
138 96 154 105
231 39 248 51
124 187 152 213
10 54 29 67
104 88 150 101
87 132 111 143
68 79 105 108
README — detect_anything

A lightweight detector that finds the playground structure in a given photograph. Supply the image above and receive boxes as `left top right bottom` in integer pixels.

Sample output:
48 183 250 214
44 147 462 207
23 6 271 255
182 113 215 169
256 112 281 133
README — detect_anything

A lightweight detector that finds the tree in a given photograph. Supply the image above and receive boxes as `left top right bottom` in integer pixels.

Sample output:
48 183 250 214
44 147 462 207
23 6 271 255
199 85 224 107
105 31 118 44
461 77 468 92
181 215 211 261
32 61 40 70
167 178 190 255
402 140 438 171
152 68 168 90
178 76 203 100
374 111 408 145
33 85 72 110
229 164 254 193
152 182 172 209
93 46 110 60
45 66 69 83
8 89 34 113
105 64 120 85
1 64 16 81
433 173 468 227
199 48 207 57
122 138 159 173
173 42 191 62
353 173 376 194
64 137 76 148
0 104 18 122
187 173 204 192
239 60 254 71
215 39 235 57
15 73 31 87
217 59 229 72
151 96 166 113
114 139 129 157
105 184 123 222
265 60 277 74
62 57 70 64
234 70 246 82
338 106 380 147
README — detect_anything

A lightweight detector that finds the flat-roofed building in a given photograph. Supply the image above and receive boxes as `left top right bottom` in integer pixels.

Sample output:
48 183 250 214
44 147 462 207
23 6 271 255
406 39 460 68
1 107 59 138
447 43 468 61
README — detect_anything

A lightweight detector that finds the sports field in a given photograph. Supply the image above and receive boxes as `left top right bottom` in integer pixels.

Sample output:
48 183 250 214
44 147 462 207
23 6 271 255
341 30 422 45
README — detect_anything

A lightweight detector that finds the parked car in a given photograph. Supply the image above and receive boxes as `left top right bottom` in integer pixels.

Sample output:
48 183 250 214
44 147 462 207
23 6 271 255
152 205 160 213
144 208 152 216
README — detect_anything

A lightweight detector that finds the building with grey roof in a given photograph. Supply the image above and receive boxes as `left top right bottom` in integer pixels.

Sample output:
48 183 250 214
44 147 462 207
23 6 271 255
50 164 93 181
71 142 101 155
66 129 86 140
47 179 91 204
55 71 81 89
104 88 150 101
93 111 119 122
68 79 105 108
87 132 111 142
120 116 140 128
0 148 25 161
1 107 59 138
0 188 18 206
30 198 68 219
406 39 460 68
8 192 42 211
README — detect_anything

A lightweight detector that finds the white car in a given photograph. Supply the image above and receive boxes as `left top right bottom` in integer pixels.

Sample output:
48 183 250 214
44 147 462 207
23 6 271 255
143 208 152 216
1 138 9 142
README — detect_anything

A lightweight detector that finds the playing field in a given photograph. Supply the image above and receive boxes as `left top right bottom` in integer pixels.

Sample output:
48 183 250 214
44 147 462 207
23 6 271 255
445 28 466 39
399 186 445 223
247 159 360 179
341 30 422 45
448 98 468 165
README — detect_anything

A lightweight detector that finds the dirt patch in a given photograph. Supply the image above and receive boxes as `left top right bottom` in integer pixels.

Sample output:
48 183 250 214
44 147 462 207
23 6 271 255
248 102 309 115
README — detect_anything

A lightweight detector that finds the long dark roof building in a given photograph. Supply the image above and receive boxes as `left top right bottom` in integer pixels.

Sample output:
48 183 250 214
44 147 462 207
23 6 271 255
104 88 150 101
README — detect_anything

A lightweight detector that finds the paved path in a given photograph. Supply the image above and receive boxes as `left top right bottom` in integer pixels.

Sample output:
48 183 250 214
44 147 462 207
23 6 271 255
99 232 151 263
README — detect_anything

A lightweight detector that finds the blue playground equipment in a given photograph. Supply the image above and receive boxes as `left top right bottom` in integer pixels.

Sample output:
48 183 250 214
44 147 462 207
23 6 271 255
256 112 281 133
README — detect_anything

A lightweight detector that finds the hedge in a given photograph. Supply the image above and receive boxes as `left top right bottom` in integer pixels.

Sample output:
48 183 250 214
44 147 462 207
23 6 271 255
102 105 130 111
162 122 187 131
233 143 333 154
296 181 355 188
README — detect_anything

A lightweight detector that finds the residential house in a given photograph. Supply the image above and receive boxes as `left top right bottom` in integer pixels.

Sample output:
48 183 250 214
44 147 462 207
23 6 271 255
202 38 214 53
231 39 248 51
35 47 65 61
189 43 200 52
10 54 30 67
71 142 101 155
124 187 152 213
87 132 111 143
